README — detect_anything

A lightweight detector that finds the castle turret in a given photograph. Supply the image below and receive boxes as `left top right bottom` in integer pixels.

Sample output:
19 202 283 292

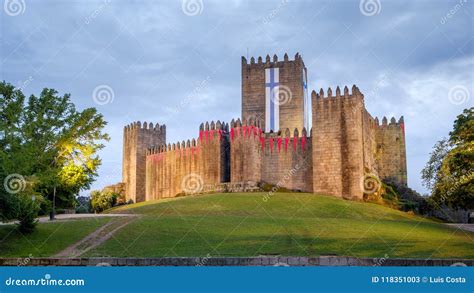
123 121 166 203
374 116 407 186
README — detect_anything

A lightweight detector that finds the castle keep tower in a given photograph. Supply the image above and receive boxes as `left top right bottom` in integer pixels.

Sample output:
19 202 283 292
241 53 310 133
122 122 166 203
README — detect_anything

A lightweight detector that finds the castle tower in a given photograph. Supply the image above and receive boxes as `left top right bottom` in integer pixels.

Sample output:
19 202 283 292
375 116 407 186
311 86 367 199
123 121 166 203
241 53 310 133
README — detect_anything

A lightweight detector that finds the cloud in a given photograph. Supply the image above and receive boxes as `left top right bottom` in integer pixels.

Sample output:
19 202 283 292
1 0 472 195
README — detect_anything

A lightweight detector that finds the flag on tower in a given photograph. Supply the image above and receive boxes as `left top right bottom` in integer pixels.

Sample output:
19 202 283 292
265 67 280 132
302 68 311 131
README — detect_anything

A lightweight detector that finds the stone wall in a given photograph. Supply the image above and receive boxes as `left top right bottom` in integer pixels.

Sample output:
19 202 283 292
229 118 312 192
123 122 166 203
1 256 469 266
145 121 228 200
241 53 306 131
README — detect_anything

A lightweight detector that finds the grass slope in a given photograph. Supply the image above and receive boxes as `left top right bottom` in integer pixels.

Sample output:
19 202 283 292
0 218 111 258
87 193 474 259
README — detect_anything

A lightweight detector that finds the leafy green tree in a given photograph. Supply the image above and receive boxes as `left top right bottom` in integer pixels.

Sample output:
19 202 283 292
0 81 109 232
422 108 473 210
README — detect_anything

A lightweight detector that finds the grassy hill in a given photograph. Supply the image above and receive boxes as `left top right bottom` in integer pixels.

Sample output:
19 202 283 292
0 218 111 257
85 192 473 259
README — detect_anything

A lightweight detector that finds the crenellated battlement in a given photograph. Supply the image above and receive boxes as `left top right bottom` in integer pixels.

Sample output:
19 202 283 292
242 52 304 68
124 121 166 133
312 85 363 100
374 116 405 128
146 137 201 156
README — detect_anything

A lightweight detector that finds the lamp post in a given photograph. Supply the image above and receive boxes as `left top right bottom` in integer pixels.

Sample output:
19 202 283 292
49 186 56 220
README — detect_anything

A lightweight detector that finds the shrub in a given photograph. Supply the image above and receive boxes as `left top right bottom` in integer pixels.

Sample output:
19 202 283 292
15 194 41 234
90 190 118 213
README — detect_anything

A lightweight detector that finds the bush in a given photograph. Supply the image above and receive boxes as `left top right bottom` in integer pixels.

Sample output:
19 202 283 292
15 194 41 234
383 179 428 213
90 190 118 213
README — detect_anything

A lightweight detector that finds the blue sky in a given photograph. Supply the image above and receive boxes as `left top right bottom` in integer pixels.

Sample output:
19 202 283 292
1 0 473 195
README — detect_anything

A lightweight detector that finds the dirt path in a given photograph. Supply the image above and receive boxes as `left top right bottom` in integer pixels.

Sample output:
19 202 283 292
54 216 137 258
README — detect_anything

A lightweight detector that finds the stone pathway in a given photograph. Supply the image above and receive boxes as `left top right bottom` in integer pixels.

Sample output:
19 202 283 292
0 213 136 225
54 216 136 258
446 224 474 233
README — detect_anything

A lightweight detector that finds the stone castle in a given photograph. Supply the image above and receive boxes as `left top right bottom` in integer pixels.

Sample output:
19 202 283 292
118 53 407 203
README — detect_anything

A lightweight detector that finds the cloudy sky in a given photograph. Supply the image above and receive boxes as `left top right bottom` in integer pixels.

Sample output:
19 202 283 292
1 0 473 195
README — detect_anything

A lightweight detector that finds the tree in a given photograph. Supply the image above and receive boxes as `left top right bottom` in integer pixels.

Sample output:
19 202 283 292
422 107 474 210
0 81 109 232
421 138 450 192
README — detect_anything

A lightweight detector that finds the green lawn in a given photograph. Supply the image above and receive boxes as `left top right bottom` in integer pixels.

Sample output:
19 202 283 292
86 192 474 259
0 218 111 258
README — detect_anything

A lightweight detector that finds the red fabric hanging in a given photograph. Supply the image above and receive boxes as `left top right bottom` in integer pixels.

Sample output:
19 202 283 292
230 128 235 141
205 130 209 142
269 137 274 153
277 137 282 152
285 137 289 152
400 123 405 135
260 137 265 151
218 129 222 140
301 136 306 151
210 129 214 141
199 130 203 143
191 147 195 156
